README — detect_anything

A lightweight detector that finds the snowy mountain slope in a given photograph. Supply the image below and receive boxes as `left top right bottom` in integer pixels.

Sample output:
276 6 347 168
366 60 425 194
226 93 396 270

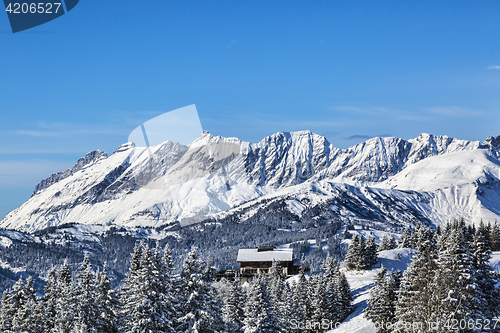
211 180 434 232
1 131 499 232
381 149 500 224
313 133 480 186
32 150 108 196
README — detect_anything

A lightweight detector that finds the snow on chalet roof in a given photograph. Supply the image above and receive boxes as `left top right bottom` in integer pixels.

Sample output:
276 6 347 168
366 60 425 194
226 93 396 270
237 248 294 262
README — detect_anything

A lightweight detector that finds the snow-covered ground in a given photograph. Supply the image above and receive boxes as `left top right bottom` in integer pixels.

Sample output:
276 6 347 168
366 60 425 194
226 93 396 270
330 248 413 333
330 249 500 333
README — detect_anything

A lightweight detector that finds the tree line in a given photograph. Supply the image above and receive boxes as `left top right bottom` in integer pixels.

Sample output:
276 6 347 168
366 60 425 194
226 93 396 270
366 220 500 333
0 241 354 333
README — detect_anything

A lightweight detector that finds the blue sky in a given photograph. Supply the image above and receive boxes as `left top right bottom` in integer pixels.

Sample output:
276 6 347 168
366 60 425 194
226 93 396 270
1 0 500 219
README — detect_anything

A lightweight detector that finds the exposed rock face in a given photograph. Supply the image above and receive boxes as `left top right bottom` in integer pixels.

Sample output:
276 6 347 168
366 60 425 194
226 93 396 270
32 150 108 196
2 131 500 233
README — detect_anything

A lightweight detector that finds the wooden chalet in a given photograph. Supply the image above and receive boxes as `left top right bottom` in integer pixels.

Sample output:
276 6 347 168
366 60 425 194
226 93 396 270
236 246 301 277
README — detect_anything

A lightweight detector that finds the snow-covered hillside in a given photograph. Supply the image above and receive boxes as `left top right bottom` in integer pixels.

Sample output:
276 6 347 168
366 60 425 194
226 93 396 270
331 248 500 333
2 131 500 232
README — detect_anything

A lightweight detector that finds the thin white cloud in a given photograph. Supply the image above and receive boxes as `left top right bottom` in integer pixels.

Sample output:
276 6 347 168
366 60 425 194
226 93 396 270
488 65 500 70
425 106 484 118
11 122 125 137
333 106 431 122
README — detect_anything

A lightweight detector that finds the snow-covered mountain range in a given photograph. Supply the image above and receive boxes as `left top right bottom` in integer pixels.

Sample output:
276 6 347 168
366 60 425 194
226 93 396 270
2 131 500 233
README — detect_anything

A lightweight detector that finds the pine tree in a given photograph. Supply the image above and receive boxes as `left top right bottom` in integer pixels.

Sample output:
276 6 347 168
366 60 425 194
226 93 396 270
389 234 398 249
366 268 401 333
119 241 146 331
309 274 327 333
366 267 389 333
393 231 439 332
0 277 25 332
120 242 176 333
336 271 353 321
287 280 301 332
378 235 391 252
490 220 500 251
321 256 343 323
279 281 294 332
0 276 44 333
364 235 378 269
266 261 286 329
222 278 244 333
150 243 177 332
94 264 119 333
291 266 310 325
345 234 361 270
300 253 310 272
242 276 281 333
176 247 224 333
435 226 484 329
43 268 59 331
471 231 500 318
399 228 412 248
14 276 44 333
75 254 100 331
54 260 77 333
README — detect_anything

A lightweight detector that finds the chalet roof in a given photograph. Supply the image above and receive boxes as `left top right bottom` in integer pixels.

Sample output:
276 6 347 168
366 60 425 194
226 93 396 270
237 248 293 262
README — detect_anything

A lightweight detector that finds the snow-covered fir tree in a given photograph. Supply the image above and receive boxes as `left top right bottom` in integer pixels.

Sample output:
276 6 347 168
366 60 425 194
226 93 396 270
336 270 353 320
366 266 389 332
399 228 412 248
0 277 24 332
471 230 500 318
345 234 362 270
434 223 485 330
489 220 500 250
378 235 391 252
43 268 59 332
94 264 119 333
366 267 401 333
120 242 176 333
221 278 244 333
321 256 343 324
176 247 224 333
119 242 143 332
309 274 327 333
266 261 287 330
74 255 100 331
346 234 377 270
389 221 500 332
290 266 310 329
242 276 281 333
389 234 398 249
0 276 45 333
393 227 439 333
364 235 378 269
14 276 44 333
54 260 77 333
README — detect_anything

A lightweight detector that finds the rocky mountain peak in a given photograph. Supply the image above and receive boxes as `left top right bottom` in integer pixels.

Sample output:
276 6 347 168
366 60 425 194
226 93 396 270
32 150 108 196
4 131 500 232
